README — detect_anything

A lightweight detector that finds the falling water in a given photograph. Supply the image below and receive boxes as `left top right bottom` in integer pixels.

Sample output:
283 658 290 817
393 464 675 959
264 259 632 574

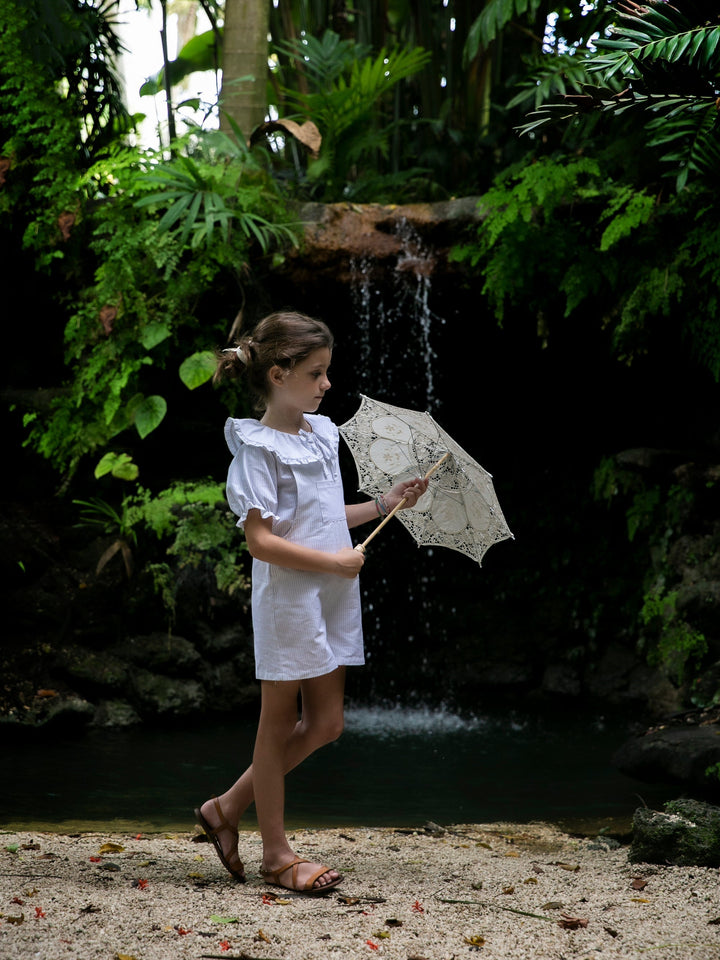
346 217 460 698
349 218 442 411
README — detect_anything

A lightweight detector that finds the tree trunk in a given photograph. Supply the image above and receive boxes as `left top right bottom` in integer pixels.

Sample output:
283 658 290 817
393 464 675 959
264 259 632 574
220 0 269 141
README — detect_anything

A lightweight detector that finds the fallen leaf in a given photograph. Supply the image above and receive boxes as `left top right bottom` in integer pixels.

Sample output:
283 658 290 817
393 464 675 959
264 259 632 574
464 934 486 945
338 896 361 905
175 926 192 935
385 918 403 927
256 929 271 944
555 862 580 872
21 842 40 851
11 897 24 905
98 843 125 855
631 898 650 903
412 900 425 913
373 930 391 939
541 901 565 910
116 954 138 960
80 904 101 914
631 877 648 890
523 877 538 884
502 886 515 895
210 915 240 924
366 941 379 951
6 914 24 925
558 912 588 929
133 879 149 890
34 907 46 919
89 856 102 863
604 926 619 937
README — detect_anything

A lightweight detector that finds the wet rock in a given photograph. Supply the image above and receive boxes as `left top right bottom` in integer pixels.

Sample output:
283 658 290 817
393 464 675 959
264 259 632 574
92 699 142 728
1 692 95 733
613 721 720 791
55 646 130 693
542 663 581 697
112 633 201 676
284 198 484 284
130 670 206 717
630 798 720 866
584 643 680 716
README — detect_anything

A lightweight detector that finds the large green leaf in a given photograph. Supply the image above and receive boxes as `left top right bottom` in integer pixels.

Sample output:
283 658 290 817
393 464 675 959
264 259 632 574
140 29 222 97
179 351 216 389
133 395 167 439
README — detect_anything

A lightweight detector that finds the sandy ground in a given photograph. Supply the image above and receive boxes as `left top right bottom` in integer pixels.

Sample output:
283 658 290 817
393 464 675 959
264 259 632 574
0 821 718 960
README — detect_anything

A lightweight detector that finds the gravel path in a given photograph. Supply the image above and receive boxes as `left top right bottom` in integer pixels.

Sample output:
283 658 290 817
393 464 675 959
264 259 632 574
1 822 718 959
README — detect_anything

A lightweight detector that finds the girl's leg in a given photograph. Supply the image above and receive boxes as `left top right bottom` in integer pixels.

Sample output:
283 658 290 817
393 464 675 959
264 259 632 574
257 667 346 890
200 668 346 888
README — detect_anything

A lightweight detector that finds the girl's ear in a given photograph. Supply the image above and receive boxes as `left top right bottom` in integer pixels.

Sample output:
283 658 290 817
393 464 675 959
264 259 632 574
268 364 286 387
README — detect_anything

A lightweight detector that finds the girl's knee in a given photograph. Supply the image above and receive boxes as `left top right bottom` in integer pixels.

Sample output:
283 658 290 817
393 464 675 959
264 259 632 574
306 714 344 747
324 715 344 744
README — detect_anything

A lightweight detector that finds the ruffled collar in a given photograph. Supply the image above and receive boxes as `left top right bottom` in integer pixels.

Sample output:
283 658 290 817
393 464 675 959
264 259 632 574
224 414 337 465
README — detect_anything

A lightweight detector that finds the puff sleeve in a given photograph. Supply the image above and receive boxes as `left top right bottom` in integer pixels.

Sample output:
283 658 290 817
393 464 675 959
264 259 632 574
226 443 280 529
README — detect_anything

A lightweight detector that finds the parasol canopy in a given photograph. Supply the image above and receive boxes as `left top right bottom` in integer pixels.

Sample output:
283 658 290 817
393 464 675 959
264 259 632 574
339 394 514 566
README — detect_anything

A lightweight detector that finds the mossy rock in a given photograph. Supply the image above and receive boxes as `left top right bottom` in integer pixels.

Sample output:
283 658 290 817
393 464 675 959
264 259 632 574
630 798 720 866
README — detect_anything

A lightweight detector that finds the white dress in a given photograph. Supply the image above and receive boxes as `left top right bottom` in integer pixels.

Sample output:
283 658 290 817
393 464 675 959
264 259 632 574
224 414 364 681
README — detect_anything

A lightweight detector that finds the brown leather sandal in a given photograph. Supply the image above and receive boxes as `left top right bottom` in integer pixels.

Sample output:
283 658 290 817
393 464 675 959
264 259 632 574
262 856 343 895
194 797 246 882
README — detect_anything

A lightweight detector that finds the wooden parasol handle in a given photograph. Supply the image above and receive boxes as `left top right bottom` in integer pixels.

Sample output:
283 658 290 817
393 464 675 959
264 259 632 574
355 451 451 553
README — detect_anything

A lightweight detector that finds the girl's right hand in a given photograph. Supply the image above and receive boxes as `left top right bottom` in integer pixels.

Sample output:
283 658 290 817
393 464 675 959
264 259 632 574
334 546 365 578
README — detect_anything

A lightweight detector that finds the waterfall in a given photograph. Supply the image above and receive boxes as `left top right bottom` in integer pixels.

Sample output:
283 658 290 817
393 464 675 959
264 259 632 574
349 217 441 412
346 217 457 703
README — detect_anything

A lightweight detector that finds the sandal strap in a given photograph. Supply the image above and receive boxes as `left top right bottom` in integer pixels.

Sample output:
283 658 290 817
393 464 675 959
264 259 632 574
209 796 239 841
301 863 334 891
264 857 334 891
263 856 307 885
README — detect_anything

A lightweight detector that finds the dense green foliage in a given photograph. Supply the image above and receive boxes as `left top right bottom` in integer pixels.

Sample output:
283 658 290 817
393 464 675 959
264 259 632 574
3 0 720 707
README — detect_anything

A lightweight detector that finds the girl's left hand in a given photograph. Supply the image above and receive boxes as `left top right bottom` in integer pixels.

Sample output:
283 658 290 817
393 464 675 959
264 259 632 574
386 477 429 512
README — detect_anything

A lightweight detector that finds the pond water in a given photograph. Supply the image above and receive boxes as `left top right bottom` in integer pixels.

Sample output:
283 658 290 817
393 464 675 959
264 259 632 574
0 704 679 835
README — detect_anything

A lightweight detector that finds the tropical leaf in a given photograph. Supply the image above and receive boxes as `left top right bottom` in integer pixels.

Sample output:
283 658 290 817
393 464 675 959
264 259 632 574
464 0 545 63
179 351 216 390
133 395 167 439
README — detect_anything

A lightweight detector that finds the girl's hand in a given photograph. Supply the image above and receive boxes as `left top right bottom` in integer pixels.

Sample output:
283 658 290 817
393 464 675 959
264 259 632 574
334 546 365 578
386 477 429 512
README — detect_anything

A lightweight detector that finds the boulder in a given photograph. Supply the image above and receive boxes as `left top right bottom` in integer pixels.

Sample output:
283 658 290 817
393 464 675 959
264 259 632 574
112 633 201 675
630 798 720 866
130 670 206 717
613 721 720 791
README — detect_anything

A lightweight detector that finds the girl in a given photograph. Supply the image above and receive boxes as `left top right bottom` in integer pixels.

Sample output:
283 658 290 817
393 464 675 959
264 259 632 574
195 311 427 895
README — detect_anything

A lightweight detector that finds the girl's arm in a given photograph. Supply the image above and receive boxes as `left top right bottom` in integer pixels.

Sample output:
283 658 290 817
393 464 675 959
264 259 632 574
244 510 364 578
345 477 428 529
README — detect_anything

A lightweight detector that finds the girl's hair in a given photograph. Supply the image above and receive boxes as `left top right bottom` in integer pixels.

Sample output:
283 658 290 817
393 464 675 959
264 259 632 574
215 311 334 411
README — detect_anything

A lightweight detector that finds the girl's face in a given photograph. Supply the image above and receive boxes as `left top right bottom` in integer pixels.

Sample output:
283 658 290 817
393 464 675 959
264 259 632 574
274 347 332 413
